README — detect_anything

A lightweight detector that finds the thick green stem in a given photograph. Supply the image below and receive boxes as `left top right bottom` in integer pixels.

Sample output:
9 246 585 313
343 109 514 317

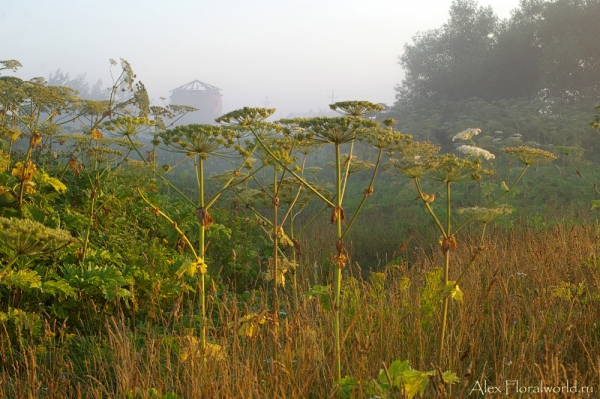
272 167 280 364
339 141 355 201
290 215 299 311
414 178 448 238
437 181 452 366
438 251 450 366
196 156 207 349
333 143 343 385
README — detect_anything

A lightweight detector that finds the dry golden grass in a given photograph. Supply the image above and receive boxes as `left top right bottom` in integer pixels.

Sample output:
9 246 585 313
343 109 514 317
1 222 599 398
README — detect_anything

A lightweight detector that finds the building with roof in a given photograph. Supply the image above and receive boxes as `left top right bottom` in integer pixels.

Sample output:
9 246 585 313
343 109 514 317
169 80 222 125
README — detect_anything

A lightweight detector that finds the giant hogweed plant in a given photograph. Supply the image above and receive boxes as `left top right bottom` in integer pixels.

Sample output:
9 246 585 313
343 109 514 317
229 124 326 314
0 71 78 211
138 123 259 351
55 129 148 262
217 102 408 386
388 128 557 367
214 120 305 363
0 217 79 313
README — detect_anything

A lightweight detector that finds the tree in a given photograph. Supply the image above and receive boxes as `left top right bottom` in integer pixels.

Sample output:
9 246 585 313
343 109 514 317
397 0 499 107
395 0 600 111
49 69 108 101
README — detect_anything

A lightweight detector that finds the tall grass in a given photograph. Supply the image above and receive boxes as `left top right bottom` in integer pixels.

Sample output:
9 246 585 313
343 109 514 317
2 221 599 398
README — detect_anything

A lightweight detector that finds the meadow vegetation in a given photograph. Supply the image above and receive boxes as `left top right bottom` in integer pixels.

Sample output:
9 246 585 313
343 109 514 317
2 34 600 399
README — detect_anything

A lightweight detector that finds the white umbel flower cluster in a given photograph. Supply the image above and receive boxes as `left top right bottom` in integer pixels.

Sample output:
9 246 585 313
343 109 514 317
452 128 481 141
457 145 495 160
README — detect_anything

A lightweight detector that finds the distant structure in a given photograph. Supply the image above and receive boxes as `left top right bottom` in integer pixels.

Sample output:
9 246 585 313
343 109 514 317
169 80 222 125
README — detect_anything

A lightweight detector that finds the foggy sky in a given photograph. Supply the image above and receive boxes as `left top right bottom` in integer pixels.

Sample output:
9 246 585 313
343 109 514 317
2 0 518 119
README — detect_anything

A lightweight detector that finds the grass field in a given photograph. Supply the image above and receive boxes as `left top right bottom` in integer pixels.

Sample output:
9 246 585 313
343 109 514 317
2 221 598 398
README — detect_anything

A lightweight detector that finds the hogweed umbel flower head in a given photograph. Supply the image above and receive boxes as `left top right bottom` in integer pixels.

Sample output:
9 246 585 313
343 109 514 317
457 145 495 160
387 141 440 178
329 101 384 117
503 146 557 165
457 205 513 224
428 154 482 183
159 124 234 160
294 116 378 145
452 128 481 141
0 217 77 256
216 107 276 126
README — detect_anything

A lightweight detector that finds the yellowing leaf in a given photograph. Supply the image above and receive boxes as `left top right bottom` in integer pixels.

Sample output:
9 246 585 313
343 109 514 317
238 322 255 337
445 281 463 302
38 172 67 193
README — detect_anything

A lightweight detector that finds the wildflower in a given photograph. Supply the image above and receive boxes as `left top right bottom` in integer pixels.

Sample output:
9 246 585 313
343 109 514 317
328 101 385 117
0 217 77 256
503 146 557 165
160 124 234 160
457 145 495 160
357 127 410 150
428 154 482 183
215 107 276 126
452 128 481 141
294 116 378 145
457 205 513 223
102 116 155 137
387 141 441 178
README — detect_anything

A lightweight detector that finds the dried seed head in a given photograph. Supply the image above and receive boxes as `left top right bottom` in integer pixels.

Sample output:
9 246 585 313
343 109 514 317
196 207 214 228
336 239 344 255
450 236 457 251
442 237 451 254
330 207 337 224
334 254 347 269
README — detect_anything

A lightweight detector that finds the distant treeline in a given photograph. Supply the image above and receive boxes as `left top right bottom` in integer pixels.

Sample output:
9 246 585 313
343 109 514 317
389 0 600 152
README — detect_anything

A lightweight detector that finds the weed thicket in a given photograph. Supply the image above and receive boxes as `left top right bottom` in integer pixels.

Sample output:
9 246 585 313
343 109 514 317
1 59 599 398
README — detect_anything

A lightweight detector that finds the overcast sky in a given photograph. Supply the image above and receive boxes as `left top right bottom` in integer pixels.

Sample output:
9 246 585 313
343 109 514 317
2 0 520 118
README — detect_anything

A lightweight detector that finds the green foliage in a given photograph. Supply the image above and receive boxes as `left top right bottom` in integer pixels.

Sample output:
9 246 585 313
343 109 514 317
340 360 458 399
2 56 600 397
305 285 332 311
61 262 133 301
396 0 600 107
